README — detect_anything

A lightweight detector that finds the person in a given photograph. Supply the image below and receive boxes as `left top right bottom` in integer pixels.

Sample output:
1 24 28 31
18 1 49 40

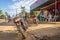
8 15 11 23
4 16 7 22
24 13 28 22
48 13 52 22
38 10 45 22
53 14 58 22
43 10 49 22
33 14 38 24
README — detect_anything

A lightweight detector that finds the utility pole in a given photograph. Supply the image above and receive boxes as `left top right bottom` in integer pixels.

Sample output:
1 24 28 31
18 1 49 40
16 9 17 16
55 0 58 15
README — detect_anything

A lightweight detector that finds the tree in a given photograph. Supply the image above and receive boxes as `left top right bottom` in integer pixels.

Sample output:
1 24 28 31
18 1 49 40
0 10 5 19
4 12 9 19
5 12 8 16
4 12 9 21
20 7 25 17
0 10 3 16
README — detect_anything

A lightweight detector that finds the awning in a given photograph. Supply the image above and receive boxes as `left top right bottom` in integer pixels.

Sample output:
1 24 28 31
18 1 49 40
30 0 48 11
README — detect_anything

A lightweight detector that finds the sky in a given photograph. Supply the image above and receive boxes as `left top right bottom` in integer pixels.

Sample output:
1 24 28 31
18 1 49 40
0 0 37 16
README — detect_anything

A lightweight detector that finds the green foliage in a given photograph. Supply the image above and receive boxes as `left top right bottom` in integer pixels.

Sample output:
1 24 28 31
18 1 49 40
30 11 34 15
0 10 6 19
0 10 3 16
5 12 8 16
20 7 25 17
3 12 9 19
0 10 9 19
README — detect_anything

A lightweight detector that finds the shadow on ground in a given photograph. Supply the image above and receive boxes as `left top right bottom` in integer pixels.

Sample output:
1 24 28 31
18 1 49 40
0 32 23 40
26 27 60 40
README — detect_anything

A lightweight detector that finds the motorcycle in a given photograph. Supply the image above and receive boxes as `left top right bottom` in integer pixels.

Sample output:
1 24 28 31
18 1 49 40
13 17 28 39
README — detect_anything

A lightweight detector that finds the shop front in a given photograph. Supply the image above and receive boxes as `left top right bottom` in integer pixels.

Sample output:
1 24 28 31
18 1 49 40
30 0 60 22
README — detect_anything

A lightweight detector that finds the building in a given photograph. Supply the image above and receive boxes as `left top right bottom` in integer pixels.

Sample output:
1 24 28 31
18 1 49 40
30 0 59 15
30 0 60 21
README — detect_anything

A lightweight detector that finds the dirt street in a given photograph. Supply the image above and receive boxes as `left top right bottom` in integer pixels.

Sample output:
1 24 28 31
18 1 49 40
0 21 60 40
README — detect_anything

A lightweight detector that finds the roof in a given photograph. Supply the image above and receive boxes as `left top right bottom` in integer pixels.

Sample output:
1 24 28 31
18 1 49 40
30 0 57 11
30 0 48 11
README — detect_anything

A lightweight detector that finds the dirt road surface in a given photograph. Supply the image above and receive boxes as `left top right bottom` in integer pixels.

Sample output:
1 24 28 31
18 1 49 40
0 20 60 40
